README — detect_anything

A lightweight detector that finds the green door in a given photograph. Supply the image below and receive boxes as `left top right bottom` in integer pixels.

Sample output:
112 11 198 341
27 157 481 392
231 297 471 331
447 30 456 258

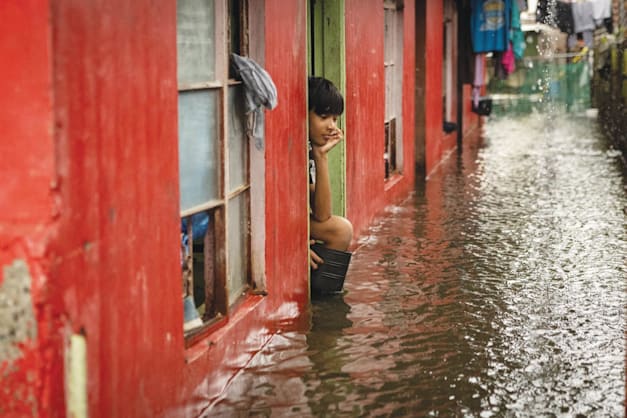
308 0 346 217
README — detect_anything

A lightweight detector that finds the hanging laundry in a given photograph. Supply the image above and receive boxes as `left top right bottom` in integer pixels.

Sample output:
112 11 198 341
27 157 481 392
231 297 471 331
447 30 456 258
501 42 516 75
572 1 596 33
231 53 277 113
493 51 508 80
590 0 612 27
472 54 485 108
510 0 525 59
471 54 492 116
231 53 278 150
471 0 512 53
517 0 527 12
555 1 575 34
568 30 594 50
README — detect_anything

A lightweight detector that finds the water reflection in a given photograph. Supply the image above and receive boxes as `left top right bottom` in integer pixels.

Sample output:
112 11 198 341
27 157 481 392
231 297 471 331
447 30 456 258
210 112 625 417
305 295 354 416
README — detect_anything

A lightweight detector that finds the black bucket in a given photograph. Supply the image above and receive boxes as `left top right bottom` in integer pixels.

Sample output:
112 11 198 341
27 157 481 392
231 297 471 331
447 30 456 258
310 243 352 294
472 97 492 116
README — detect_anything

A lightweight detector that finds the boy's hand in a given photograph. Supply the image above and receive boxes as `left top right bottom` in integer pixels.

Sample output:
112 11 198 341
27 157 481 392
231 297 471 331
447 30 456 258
309 240 324 270
312 128 343 157
324 127 343 141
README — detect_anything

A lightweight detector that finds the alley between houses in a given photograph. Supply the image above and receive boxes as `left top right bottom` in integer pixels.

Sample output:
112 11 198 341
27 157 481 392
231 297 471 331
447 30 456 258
207 111 626 417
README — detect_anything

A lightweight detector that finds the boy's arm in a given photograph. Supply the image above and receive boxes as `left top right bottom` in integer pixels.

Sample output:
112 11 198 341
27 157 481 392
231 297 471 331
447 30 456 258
310 150 333 222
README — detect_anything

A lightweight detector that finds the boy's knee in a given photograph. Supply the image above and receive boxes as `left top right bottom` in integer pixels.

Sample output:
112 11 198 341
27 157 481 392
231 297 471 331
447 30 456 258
337 216 353 246
311 215 353 251
327 216 352 251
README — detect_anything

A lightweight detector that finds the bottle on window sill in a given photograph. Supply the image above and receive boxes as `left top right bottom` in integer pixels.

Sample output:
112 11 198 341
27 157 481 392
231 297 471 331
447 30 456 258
183 295 203 331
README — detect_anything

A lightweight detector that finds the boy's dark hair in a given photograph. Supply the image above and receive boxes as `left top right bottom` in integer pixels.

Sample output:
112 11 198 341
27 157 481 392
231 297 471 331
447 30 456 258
308 76 344 116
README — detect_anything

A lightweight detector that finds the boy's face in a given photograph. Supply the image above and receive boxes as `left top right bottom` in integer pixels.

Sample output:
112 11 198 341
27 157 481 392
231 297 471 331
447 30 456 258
308 111 340 147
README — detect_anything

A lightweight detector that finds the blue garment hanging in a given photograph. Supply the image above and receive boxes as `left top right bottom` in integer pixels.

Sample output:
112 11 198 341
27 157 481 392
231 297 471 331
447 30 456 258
471 0 512 53
510 0 525 59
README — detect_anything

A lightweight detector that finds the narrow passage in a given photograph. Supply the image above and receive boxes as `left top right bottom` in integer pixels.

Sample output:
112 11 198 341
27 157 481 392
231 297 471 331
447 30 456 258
210 112 626 417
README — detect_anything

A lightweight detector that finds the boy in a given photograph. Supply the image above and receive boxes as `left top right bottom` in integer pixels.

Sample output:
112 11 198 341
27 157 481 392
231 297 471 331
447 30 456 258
308 77 353 270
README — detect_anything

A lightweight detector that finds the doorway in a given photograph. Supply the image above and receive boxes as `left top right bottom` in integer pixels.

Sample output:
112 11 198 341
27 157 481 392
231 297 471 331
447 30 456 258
308 0 346 216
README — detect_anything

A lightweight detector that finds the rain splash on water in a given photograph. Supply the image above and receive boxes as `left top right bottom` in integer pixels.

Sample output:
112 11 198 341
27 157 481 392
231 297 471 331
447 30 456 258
208 4 625 413
208 111 626 417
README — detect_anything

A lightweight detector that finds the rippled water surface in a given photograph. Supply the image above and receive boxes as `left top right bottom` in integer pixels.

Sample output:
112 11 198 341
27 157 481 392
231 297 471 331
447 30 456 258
210 113 626 417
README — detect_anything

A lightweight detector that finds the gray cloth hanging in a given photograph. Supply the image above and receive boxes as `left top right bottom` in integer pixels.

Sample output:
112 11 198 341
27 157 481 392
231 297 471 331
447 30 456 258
231 53 278 150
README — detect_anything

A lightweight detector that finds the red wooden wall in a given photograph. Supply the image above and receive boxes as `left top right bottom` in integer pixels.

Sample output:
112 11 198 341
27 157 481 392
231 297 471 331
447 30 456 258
50 1 183 416
345 0 385 238
263 1 309 305
0 1 56 415
0 1 308 417
396 0 417 200
0 0 482 416
424 1 459 176
345 0 416 240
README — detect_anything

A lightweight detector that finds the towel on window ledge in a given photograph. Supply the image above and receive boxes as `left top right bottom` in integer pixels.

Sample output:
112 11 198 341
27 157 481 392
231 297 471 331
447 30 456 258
231 53 278 150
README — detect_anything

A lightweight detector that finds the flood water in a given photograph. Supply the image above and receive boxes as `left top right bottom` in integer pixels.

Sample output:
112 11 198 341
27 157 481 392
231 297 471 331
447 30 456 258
209 112 626 417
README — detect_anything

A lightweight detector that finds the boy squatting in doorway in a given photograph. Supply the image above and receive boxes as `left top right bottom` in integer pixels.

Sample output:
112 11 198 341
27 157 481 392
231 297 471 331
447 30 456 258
308 77 353 270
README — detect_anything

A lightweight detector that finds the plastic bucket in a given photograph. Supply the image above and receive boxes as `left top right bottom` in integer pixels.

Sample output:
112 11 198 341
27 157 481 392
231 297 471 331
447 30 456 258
310 243 352 294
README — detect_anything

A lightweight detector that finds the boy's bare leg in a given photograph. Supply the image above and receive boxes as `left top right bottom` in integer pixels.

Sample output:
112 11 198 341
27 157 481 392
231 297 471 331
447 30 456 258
310 215 353 251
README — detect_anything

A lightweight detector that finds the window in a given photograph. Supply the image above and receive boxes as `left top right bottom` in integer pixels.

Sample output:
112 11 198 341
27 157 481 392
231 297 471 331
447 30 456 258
442 0 455 127
177 0 255 341
384 0 404 179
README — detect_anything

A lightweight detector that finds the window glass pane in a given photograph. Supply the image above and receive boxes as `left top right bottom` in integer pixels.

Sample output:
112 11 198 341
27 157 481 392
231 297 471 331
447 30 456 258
384 9 395 121
229 0 242 56
228 85 248 192
227 192 249 305
177 0 215 84
385 65 393 120
178 90 220 211
384 10 394 62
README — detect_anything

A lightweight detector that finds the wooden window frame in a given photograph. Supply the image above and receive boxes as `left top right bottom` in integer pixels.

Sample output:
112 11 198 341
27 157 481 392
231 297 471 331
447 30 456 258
384 0 404 179
442 0 456 125
177 0 258 345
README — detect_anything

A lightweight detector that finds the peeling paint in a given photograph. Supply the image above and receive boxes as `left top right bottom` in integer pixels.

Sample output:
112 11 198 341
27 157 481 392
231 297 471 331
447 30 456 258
0 259 37 362
66 333 88 418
